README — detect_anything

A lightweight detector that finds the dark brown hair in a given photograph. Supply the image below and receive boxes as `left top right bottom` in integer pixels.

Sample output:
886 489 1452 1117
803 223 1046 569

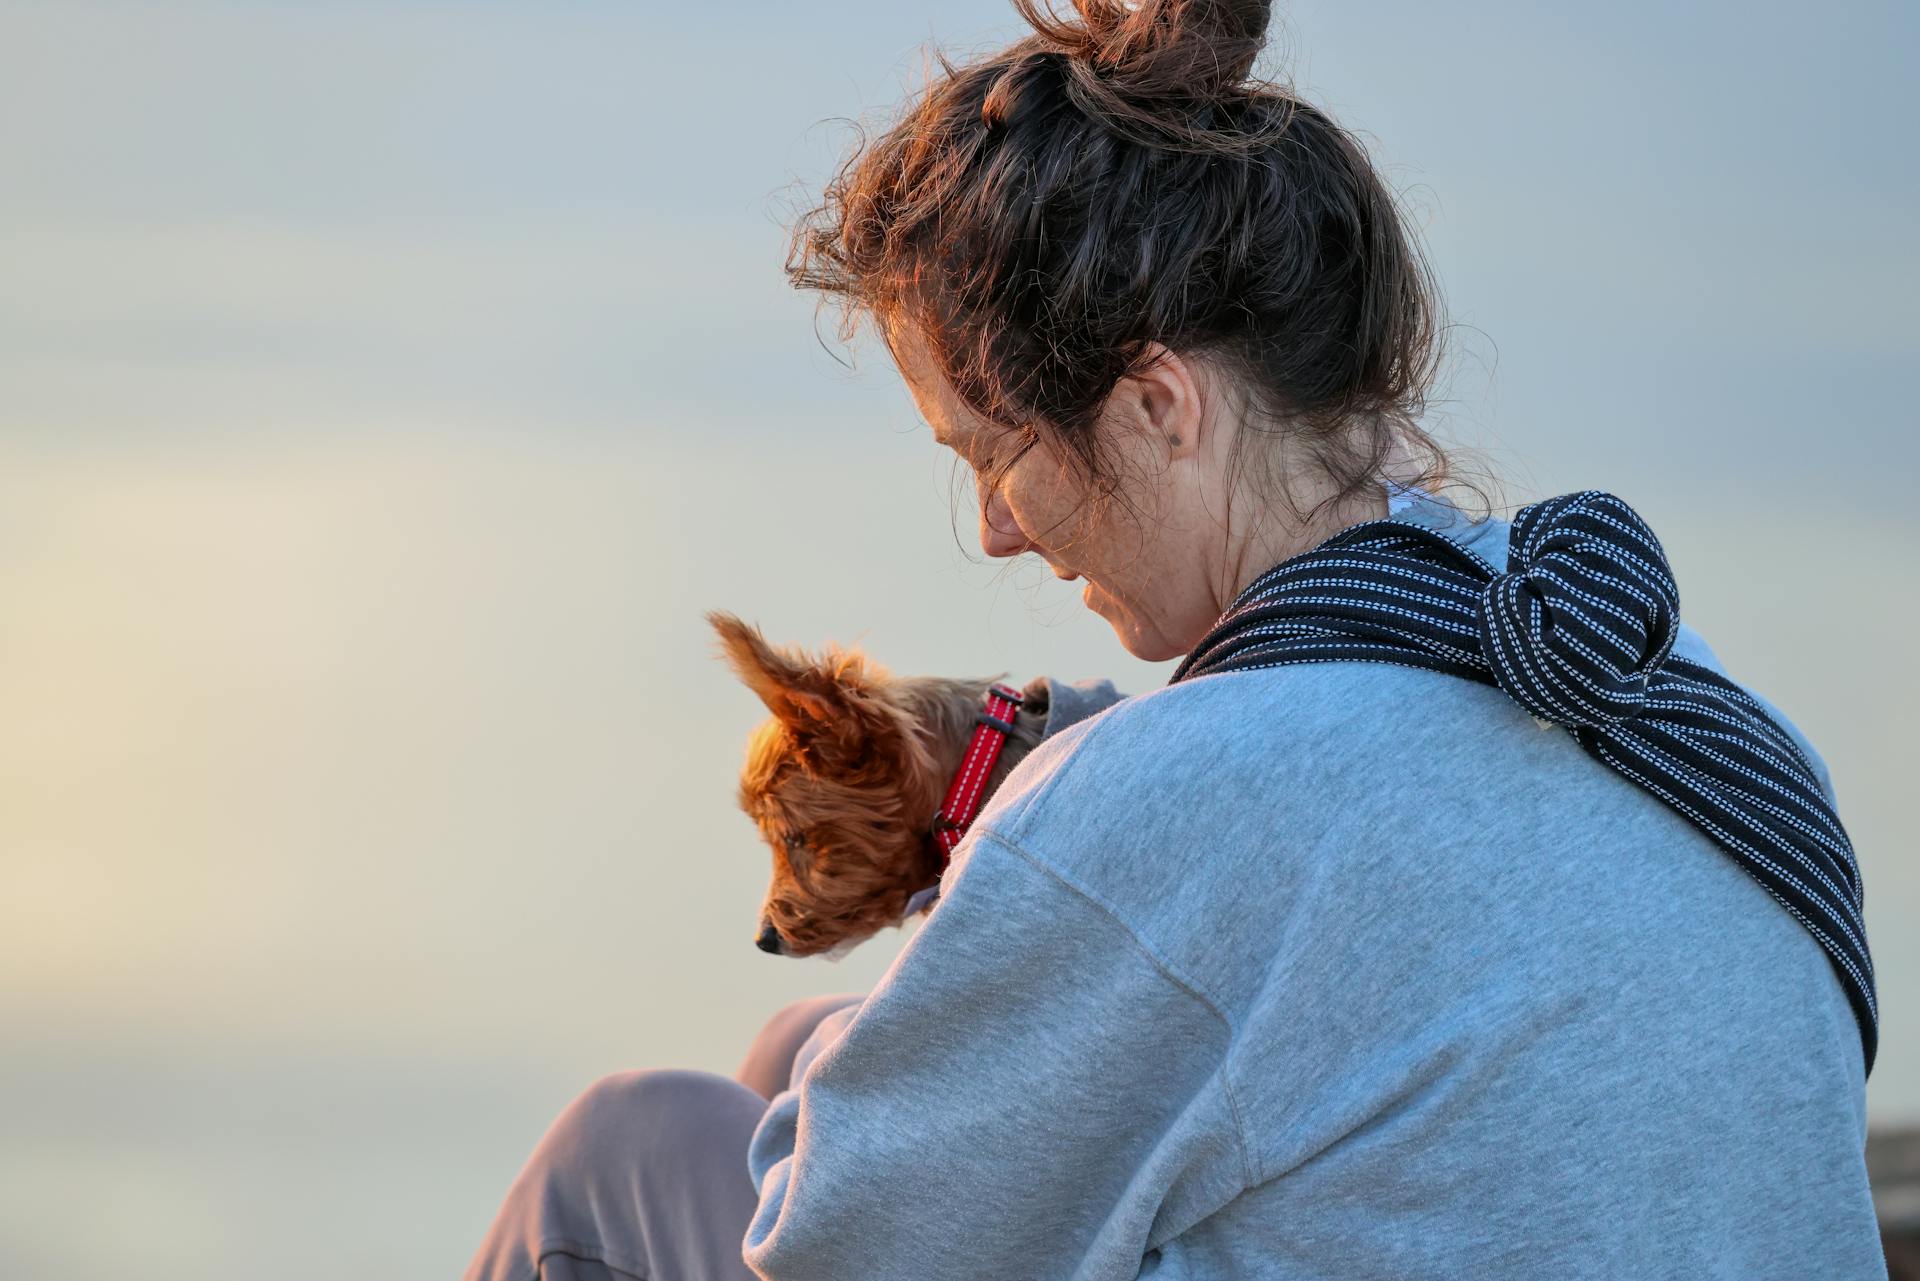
788 0 1498 551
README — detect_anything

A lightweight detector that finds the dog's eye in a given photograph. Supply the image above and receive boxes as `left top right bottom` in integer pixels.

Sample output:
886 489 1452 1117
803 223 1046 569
782 832 817 871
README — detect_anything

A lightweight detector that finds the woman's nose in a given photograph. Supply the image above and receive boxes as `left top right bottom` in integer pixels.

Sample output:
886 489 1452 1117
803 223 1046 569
979 485 1032 559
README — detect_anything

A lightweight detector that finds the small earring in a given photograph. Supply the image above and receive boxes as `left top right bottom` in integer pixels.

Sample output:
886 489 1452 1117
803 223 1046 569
1168 434 1181 446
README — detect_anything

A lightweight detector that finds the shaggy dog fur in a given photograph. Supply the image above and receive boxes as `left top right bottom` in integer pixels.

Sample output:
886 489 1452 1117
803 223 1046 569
706 609 1049 959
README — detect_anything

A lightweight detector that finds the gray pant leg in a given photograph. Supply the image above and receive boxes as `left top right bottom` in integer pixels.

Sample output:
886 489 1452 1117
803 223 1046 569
732 991 867 1101
463 1068 768 1281
465 994 871 1281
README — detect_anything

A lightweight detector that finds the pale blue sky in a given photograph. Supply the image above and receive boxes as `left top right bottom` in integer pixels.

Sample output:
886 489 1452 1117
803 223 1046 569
1 1 1915 1276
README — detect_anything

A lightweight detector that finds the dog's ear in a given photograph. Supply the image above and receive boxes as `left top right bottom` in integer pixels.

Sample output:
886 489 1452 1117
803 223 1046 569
704 609 861 736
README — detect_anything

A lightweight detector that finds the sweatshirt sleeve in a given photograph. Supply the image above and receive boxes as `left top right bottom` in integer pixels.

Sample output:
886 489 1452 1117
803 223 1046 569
741 829 1251 1281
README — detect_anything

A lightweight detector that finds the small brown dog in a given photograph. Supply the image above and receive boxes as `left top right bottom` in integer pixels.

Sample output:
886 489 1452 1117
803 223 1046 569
707 608 1063 961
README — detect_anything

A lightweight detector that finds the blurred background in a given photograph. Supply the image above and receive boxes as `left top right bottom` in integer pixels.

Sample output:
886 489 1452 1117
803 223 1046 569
1 0 1914 1276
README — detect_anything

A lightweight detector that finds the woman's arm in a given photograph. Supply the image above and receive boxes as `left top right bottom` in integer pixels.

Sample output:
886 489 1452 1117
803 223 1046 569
742 830 1251 1280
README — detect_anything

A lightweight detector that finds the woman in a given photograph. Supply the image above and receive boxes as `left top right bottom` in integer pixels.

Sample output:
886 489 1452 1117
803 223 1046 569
467 1 1882 1278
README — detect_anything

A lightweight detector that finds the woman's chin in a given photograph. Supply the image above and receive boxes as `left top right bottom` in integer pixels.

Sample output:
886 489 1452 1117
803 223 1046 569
1091 597 1189 662
1086 586 1160 660
1122 632 1184 662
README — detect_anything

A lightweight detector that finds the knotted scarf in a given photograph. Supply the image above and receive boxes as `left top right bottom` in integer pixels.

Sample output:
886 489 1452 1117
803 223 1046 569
1169 489 1876 1075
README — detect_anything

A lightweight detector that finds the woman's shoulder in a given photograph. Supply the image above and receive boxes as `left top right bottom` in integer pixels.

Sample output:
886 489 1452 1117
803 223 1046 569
1381 486 1840 804
979 620 1841 899
979 656 1494 854
977 485 1841 871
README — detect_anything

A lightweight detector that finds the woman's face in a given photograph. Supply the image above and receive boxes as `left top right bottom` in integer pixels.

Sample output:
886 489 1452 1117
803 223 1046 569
889 324 1255 662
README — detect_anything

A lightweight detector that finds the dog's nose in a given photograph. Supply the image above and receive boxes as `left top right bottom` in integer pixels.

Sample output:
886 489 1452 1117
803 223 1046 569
755 920 783 955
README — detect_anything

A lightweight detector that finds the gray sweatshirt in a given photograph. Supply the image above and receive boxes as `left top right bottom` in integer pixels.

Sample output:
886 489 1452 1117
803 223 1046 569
742 487 1883 1280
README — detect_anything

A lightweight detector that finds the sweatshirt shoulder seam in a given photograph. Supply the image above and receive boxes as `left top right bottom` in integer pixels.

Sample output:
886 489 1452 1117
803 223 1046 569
971 828 1259 1189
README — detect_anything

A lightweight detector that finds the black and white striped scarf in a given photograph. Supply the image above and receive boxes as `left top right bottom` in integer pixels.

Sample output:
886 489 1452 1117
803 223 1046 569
1169 489 1877 1076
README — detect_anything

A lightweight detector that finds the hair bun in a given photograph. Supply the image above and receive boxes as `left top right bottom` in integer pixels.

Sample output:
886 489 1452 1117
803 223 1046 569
1015 0 1277 103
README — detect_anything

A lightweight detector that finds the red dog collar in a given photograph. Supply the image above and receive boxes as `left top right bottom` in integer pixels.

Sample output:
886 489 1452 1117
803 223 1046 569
927 682 1026 872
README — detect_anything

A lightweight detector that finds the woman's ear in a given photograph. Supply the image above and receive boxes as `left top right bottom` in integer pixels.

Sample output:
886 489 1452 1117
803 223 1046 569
1110 343 1205 464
